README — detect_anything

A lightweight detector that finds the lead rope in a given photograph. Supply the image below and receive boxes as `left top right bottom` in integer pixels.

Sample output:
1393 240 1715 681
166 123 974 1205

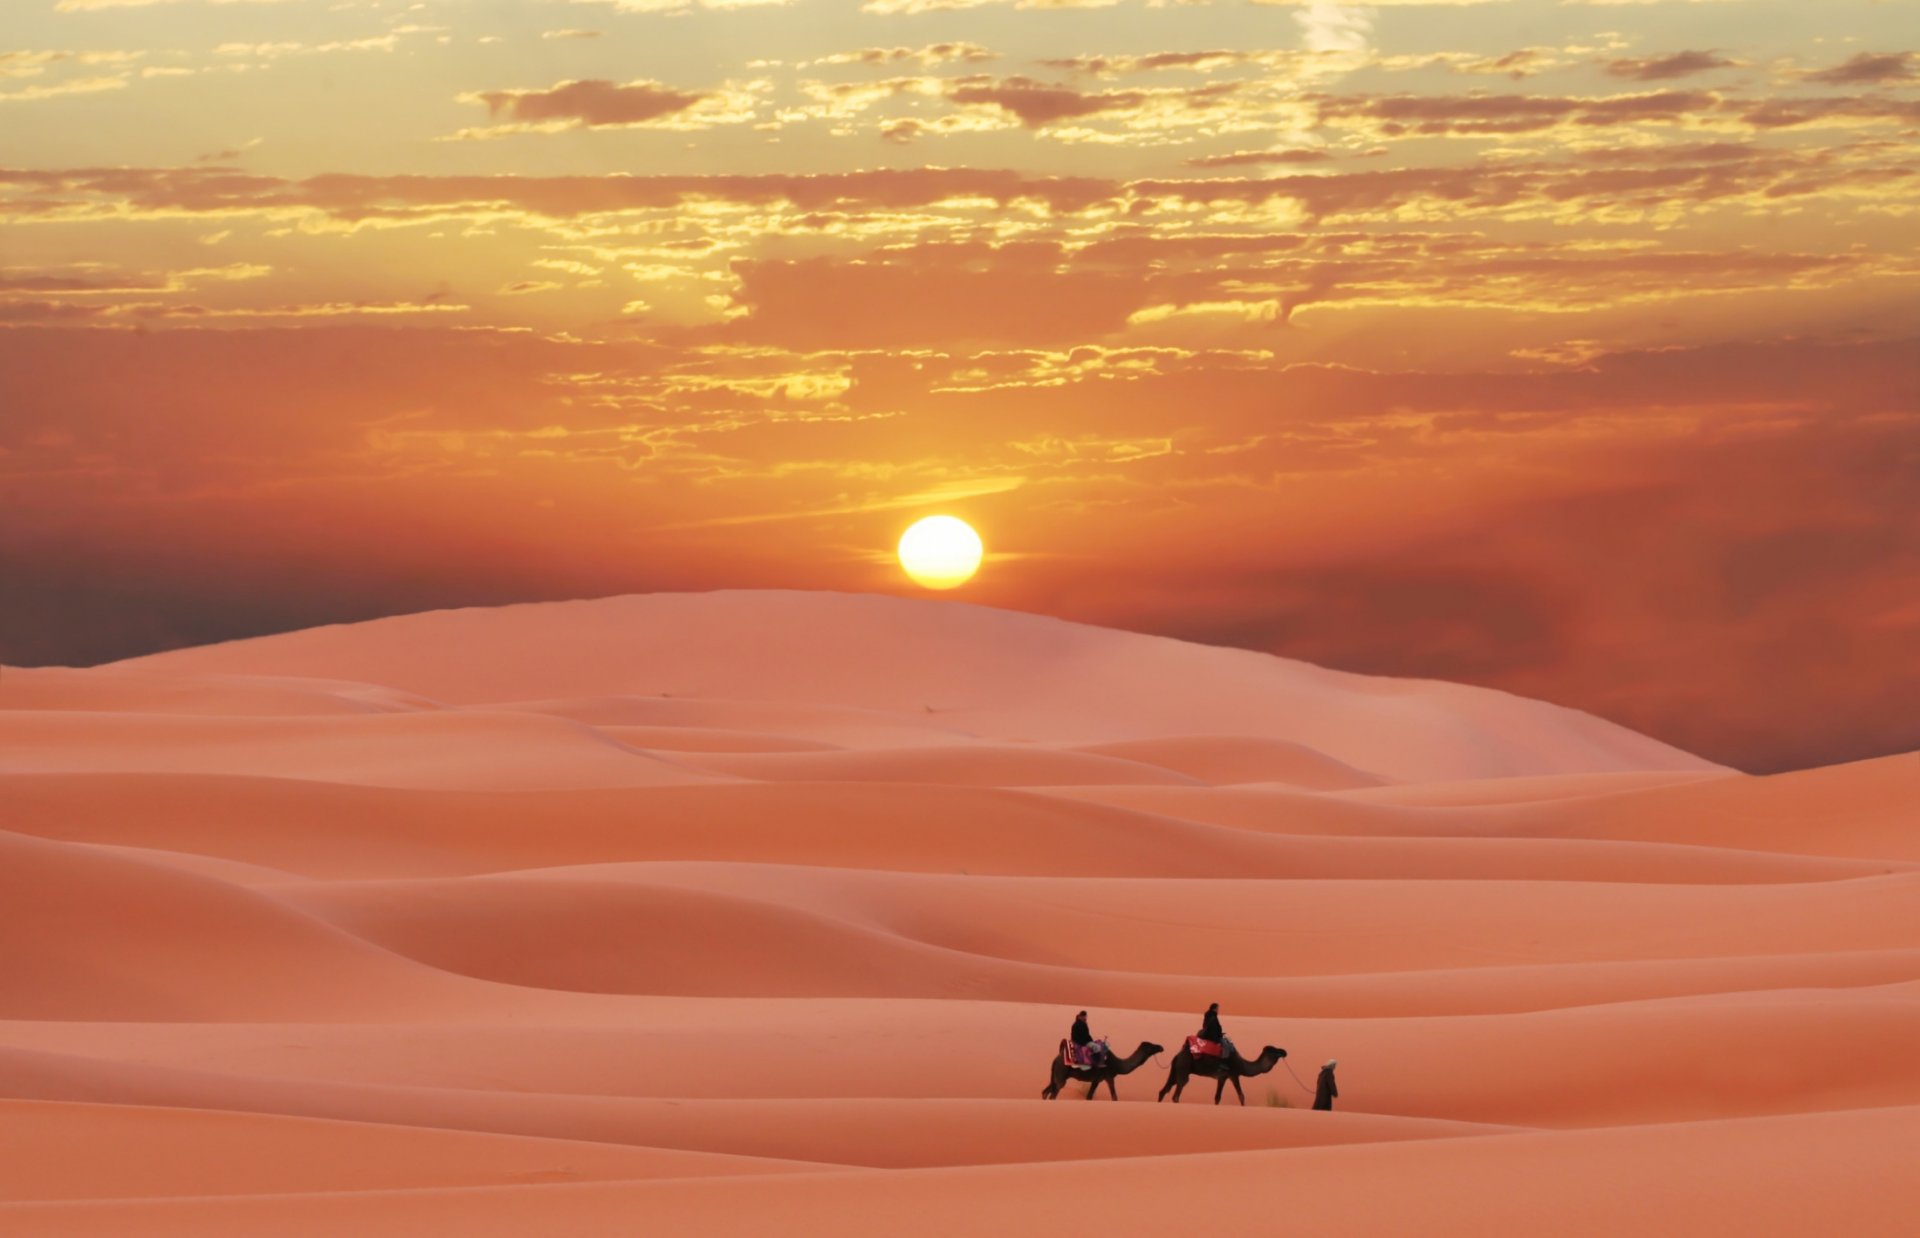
1278 1058 1316 1096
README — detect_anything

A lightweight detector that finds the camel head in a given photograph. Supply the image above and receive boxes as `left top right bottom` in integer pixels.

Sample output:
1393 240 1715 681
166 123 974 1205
1142 1042 1165 1059
1224 1045 1288 1074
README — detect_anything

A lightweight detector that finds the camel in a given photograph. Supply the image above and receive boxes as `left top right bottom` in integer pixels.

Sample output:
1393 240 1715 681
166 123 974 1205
1041 1040 1165 1100
1157 1043 1288 1105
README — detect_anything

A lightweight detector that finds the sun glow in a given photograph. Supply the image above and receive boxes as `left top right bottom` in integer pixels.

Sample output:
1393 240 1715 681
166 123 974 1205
897 515 984 590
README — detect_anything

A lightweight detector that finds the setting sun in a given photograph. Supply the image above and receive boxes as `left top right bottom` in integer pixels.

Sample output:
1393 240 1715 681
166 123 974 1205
897 516 984 590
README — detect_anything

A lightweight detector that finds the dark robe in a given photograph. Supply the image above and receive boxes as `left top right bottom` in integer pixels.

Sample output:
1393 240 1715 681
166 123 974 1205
1199 1008 1224 1043
1314 1065 1338 1111
1070 1016 1093 1047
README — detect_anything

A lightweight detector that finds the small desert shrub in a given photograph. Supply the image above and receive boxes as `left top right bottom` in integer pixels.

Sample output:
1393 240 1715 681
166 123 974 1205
1264 1088 1290 1108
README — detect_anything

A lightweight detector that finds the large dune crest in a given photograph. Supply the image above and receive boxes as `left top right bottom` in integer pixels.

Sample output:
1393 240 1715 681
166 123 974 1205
4 591 1914 1235
114 590 1717 783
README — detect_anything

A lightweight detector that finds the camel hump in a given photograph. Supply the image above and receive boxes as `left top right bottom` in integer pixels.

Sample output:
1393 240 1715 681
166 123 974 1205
1058 1038 1069 1050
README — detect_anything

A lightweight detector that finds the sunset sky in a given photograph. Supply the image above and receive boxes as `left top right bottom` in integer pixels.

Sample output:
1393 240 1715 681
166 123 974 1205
5 0 1917 771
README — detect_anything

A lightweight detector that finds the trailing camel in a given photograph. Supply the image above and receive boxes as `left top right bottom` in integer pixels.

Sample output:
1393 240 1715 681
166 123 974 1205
1041 1040 1165 1100
1157 1043 1288 1105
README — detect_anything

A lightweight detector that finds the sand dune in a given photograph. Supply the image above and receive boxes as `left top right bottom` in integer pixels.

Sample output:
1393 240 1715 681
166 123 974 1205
0 666 435 718
0 710 721 791
0 831 489 1021
1068 735 1391 789
116 591 1716 782
662 742 1206 786
0 1100 817 1201
5 591 1913 1232
8 775 1885 886
13 1106 1906 1238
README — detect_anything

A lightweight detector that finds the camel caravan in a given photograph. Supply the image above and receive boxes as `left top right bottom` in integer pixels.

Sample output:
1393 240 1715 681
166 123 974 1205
1045 1004 1338 1107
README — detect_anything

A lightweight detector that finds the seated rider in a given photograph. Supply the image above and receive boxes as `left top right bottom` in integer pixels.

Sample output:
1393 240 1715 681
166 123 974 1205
1198 1002 1235 1057
1070 1010 1107 1067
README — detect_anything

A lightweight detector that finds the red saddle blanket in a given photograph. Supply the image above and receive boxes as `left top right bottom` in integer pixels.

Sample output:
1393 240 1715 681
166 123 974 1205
1186 1036 1225 1058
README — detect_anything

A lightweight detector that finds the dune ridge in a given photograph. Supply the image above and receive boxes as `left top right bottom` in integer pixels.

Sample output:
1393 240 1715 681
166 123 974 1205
4 591 1913 1234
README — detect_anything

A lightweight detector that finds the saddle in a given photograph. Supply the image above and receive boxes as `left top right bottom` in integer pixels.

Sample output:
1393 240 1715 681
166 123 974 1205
1059 1038 1109 1071
1185 1035 1225 1058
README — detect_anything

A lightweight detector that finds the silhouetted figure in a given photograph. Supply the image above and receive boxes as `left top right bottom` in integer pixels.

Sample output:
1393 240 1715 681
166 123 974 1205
1199 1002 1224 1043
1196 1001 1233 1056
1314 1060 1339 1111
1069 1010 1104 1067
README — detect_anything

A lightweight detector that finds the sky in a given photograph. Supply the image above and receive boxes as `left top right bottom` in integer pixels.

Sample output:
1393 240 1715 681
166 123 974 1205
3 0 1918 772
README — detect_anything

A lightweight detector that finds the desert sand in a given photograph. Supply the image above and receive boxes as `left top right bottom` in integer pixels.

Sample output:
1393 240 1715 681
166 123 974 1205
2 590 1915 1235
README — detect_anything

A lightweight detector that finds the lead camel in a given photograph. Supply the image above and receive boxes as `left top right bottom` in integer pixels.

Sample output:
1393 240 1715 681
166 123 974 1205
1157 1043 1289 1105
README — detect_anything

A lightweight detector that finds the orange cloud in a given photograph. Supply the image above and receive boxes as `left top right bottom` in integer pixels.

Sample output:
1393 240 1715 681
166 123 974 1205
468 79 715 129
809 43 996 68
1801 52 1918 86
1315 89 1721 137
1605 50 1738 82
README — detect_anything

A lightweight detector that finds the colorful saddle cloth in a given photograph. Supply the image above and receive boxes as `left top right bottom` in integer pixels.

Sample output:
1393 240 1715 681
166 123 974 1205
1186 1035 1225 1058
1062 1039 1109 1070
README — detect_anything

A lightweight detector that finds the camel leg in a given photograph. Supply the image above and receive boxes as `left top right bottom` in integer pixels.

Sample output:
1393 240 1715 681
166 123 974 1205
1103 1077 1119 1100
1214 1074 1228 1105
1157 1072 1176 1102
1230 1076 1246 1106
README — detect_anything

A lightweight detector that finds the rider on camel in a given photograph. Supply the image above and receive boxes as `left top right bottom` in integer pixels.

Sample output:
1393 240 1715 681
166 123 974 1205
1197 1002 1235 1058
1070 1011 1107 1067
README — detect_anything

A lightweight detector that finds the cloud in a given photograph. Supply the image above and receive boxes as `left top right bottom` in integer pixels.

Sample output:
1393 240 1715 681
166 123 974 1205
1801 51 1918 86
0 299 468 323
1735 94 1920 131
213 36 403 60
939 75 1256 138
468 79 713 129
1294 1 1374 57
946 77 1155 127
0 262 267 295
860 0 1115 12
1042 50 1294 77
0 165 1125 224
7 137 1912 237
809 44 996 68
1186 148 1334 168
702 253 1145 348
54 0 295 8
0 50 144 80
571 0 790 10
0 75 129 104
1605 50 1737 81
1314 88 1721 138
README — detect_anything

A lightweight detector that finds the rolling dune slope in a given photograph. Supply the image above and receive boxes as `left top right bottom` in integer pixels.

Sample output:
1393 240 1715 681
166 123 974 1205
114 591 1716 783
4 591 1912 1235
